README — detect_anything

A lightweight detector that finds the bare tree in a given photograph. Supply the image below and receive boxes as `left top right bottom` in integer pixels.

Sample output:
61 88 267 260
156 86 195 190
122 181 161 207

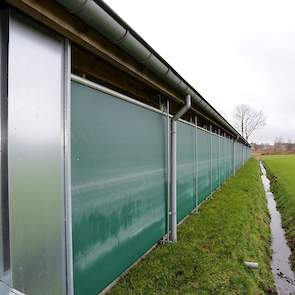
233 104 266 141
287 138 293 151
274 137 283 152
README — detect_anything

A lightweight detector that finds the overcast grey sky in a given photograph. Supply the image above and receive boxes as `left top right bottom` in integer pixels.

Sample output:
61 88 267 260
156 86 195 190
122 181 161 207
105 0 295 143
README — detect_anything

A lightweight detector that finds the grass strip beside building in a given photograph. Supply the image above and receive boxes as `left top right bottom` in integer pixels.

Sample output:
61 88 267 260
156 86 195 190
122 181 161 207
109 159 274 295
263 155 295 271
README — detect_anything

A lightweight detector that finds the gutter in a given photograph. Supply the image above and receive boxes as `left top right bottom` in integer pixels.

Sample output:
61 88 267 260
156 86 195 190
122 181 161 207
54 0 249 145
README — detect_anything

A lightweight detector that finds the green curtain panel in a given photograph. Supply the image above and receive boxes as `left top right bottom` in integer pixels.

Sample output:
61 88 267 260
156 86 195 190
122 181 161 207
71 82 167 295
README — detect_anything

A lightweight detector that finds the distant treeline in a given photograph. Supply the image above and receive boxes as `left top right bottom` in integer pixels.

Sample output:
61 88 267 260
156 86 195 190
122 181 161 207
251 140 295 155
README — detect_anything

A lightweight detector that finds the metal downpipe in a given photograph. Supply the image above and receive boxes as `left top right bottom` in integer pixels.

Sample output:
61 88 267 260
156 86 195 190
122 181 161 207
170 94 191 242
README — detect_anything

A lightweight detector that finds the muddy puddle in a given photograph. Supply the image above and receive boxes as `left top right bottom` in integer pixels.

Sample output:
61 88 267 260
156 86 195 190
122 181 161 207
260 161 295 295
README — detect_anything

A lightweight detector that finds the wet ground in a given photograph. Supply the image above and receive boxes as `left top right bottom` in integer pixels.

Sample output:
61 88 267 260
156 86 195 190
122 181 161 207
260 161 295 295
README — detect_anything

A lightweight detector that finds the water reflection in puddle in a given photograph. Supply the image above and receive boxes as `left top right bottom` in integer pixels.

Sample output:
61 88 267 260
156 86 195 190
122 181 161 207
260 161 295 295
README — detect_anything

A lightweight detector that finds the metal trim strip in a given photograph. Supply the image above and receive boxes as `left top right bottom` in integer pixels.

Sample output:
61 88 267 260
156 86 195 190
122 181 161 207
71 74 165 115
64 39 73 295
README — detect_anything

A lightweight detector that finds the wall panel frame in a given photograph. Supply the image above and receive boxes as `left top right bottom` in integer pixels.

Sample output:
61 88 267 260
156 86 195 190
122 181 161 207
0 8 11 289
7 9 69 295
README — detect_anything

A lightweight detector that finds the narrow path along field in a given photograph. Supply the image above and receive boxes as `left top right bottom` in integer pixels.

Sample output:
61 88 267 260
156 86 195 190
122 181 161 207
263 155 295 271
109 159 275 295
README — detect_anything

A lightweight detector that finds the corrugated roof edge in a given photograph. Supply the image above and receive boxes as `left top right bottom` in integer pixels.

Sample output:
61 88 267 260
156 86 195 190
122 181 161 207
55 0 249 146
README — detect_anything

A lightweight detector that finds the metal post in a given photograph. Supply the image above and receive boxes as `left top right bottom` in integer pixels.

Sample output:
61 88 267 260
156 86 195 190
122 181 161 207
221 132 224 182
159 98 165 111
218 129 220 187
192 115 196 210
235 140 236 172
227 136 229 177
210 125 213 195
64 39 73 295
195 115 198 210
159 97 171 242
166 99 170 241
224 134 228 180
223 134 226 178
232 139 235 175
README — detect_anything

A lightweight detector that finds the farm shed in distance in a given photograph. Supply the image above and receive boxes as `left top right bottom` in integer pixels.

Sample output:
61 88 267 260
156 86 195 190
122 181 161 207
0 1 251 294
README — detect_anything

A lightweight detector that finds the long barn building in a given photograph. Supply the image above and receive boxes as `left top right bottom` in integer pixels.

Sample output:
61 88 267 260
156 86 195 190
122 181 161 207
0 1 250 294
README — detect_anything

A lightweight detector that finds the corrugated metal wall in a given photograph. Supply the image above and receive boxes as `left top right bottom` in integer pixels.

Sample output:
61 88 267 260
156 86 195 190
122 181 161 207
71 80 251 295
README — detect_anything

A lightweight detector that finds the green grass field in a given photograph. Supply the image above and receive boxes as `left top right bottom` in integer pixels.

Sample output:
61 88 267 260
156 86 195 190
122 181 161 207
263 154 295 270
109 159 274 295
